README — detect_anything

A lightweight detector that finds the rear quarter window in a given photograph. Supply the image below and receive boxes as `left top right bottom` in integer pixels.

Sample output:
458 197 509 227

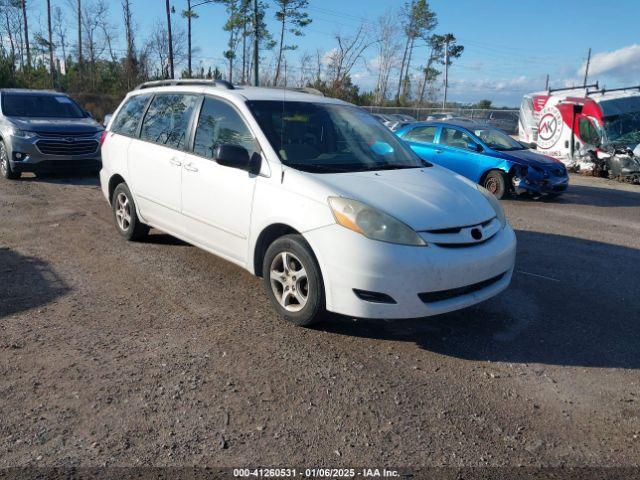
111 94 151 137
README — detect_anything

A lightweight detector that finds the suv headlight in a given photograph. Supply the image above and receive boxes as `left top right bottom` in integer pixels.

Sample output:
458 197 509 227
328 197 426 246
477 185 506 228
9 127 37 140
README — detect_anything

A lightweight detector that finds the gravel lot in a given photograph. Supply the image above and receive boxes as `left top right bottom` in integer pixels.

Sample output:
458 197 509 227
0 173 639 469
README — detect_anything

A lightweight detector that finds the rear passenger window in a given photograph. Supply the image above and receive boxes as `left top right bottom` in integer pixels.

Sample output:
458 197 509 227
193 97 257 159
111 94 150 136
440 127 474 150
140 94 199 150
404 126 437 143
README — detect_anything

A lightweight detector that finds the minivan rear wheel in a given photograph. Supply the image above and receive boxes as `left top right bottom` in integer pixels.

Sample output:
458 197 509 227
262 234 325 326
112 183 149 241
0 142 19 180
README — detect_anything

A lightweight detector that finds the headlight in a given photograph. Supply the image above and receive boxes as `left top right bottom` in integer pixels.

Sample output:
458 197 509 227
328 197 426 246
9 127 36 140
477 185 506 228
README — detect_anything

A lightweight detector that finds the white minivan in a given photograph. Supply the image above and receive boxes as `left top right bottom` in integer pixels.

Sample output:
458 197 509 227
100 80 516 326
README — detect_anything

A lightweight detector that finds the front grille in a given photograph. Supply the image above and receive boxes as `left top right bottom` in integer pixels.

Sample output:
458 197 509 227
418 272 505 303
34 131 98 138
36 139 99 156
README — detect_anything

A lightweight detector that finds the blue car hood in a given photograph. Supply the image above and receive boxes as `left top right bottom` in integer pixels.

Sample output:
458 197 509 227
497 148 561 168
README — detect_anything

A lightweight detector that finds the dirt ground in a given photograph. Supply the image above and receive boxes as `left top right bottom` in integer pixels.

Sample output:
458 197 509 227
0 173 639 470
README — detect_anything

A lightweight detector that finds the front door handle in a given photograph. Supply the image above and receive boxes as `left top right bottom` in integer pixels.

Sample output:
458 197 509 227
435 149 443 154
169 158 182 166
183 163 199 172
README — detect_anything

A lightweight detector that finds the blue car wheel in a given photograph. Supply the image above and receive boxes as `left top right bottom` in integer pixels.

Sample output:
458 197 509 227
482 170 507 199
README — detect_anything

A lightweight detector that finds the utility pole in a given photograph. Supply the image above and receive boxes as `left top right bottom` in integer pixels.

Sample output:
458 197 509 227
442 38 449 109
187 0 192 77
166 0 174 79
21 0 31 69
545 74 549 90
253 0 259 86
77 0 82 81
583 47 591 87
46 0 55 86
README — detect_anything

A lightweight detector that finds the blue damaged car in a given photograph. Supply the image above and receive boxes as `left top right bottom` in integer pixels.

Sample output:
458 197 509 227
395 119 569 199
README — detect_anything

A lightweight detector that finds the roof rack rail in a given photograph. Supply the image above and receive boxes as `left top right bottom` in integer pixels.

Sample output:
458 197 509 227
135 79 235 90
586 85 640 96
548 82 599 94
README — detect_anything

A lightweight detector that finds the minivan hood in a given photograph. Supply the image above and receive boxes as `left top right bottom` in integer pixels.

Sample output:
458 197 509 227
300 165 496 231
8 116 101 133
499 148 561 168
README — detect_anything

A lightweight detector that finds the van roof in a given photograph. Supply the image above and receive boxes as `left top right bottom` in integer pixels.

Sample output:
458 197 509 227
128 80 349 105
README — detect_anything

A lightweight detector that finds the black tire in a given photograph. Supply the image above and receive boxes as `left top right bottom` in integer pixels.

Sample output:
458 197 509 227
262 234 326 327
482 170 507 199
0 142 19 180
111 183 149 241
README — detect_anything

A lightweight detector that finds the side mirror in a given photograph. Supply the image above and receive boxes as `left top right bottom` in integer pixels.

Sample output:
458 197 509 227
103 114 112 127
214 144 261 175
467 142 483 152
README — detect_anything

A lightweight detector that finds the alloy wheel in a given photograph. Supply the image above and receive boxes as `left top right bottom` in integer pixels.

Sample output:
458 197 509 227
115 192 132 232
269 251 309 312
0 144 8 177
485 177 499 193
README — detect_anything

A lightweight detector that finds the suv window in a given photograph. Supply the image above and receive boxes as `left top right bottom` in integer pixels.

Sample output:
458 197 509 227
111 94 151 136
404 125 437 143
140 94 199 150
193 97 257 158
440 127 474 150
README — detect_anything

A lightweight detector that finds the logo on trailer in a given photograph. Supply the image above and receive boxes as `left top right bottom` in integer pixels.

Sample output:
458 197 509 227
537 106 563 149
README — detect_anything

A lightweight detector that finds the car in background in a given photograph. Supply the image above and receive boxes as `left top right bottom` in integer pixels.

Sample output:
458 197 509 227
426 113 453 121
482 110 519 135
396 120 569 199
371 113 396 129
0 89 103 179
100 80 516 326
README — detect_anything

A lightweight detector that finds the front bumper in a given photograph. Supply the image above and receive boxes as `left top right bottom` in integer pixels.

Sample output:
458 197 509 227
304 223 517 319
7 135 102 173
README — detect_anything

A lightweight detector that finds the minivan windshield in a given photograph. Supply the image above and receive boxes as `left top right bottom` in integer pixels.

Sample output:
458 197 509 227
1 93 85 118
247 100 428 173
473 127 524 151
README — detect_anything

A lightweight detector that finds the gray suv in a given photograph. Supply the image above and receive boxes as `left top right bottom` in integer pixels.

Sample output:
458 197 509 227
0 89 103 179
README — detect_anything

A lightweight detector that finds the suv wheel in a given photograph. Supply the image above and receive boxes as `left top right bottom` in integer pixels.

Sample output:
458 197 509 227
112 183 149 241
263 234 326 326
0 142 19 180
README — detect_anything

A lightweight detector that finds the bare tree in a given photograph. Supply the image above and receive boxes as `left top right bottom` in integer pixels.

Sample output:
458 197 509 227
373 10 402 104
165 0 174 78
53 7 66 63
272 0 310 86
295 50 313 87
21 0 30 68
147 19 187 79
325 25 374 88
122 0 137 87
45 0 55 85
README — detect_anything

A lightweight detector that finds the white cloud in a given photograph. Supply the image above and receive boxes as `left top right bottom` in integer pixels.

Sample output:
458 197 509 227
578 44 640 80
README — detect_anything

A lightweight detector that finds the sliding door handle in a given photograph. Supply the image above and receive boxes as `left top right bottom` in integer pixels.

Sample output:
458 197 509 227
184 163 199 172
169 158 182 166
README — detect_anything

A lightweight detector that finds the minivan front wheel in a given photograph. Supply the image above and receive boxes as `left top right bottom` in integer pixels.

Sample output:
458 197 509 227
0 142 19 180
111 183 149 241
263 234 325 326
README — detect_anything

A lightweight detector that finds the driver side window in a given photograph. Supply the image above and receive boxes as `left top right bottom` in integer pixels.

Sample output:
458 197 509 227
193 97 257 159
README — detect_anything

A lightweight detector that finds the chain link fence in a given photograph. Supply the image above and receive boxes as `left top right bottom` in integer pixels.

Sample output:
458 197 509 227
364 106 520 135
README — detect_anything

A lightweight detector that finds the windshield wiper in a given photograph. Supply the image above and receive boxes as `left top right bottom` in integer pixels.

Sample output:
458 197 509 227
359 164 423 172
283 162 354 173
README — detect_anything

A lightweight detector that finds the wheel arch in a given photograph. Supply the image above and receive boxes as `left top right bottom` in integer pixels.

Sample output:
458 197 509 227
252 223 301 277
108 174 126 204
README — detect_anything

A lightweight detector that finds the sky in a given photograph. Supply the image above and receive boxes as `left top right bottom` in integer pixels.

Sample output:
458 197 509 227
20 0 640 107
